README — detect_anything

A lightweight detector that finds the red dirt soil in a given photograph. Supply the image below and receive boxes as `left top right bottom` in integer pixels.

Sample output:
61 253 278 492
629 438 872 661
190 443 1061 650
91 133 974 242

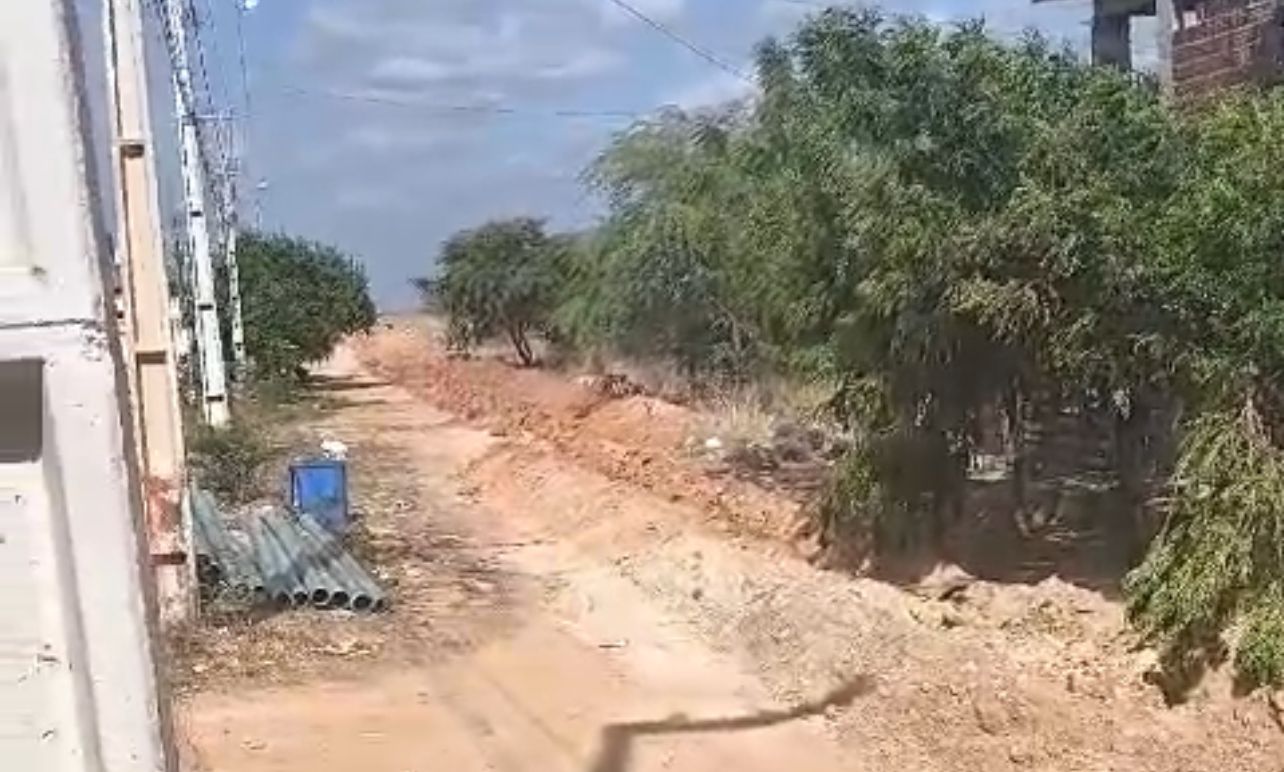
352 318 1284 771
180 320 1284 772
354 319 811 547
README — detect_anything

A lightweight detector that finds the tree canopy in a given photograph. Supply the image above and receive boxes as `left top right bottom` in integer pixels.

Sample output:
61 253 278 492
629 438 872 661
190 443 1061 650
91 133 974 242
427 8 1284 689
417 217 568 366
238 231 376 382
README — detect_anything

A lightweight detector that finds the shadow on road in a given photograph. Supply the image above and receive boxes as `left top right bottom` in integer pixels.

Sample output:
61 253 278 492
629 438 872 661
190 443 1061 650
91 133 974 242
310 373 390 393
585 675 874 772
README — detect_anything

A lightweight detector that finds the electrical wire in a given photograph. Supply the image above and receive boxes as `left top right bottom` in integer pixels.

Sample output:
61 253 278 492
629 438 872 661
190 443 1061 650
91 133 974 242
148 0 215 178
196 0 231 109
232 0 255 122
766 0 855 7
148 0 233 249
274 84 643 120
183 0 229 204
231 0 259 225
196 0 237 177
602 0 752 83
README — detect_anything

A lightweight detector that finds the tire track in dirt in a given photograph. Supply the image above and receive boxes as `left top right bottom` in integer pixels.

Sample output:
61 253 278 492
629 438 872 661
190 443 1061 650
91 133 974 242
350 318 1284 772
354 321 815 550
179 344 858 772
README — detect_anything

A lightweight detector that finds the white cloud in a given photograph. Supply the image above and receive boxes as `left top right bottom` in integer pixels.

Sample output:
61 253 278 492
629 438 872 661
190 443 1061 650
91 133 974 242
534 49 625 81
596 0 687 28
345 125 445 153
369 46 621 88
303 4 376 41
334 185 406 211
667 71 758 110
369 56 458 84
757 0 813 28
301 0 630 102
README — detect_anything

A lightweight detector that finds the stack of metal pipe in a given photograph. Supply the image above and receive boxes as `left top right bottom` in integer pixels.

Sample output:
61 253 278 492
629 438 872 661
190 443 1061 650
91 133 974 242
192 489 266 604
191 489 386 613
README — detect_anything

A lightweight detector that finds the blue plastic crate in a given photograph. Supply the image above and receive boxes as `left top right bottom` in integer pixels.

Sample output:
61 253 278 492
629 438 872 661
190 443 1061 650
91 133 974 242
288 458 349 533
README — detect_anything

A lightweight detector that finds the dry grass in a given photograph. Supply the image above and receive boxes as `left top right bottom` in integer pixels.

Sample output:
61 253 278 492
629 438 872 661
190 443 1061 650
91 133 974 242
169 393 398 695
693 376 839 454
170 368 526 697
698 390 775 449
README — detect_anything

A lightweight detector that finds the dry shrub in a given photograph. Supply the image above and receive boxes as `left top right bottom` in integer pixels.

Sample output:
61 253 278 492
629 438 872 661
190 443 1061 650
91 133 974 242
188 421 271 504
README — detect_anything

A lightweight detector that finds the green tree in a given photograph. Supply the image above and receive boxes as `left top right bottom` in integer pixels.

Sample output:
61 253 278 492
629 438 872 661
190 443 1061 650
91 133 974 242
575 103 842 378
237 231 376 383
418 217 567 366
560 7 1284 688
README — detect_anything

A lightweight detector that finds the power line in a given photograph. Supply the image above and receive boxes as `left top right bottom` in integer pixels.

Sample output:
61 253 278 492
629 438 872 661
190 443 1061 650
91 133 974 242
147 0 227 200
182 0 232 241
195 0 237 175
232 0 260 225
274 84 644 120
231 0 254 121
196 0 231 107
603 0 753 83
186 2 229 157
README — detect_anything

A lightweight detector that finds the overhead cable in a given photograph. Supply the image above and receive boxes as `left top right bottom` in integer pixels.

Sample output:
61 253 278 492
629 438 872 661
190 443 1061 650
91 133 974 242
603 0 753 83
275 84 643 120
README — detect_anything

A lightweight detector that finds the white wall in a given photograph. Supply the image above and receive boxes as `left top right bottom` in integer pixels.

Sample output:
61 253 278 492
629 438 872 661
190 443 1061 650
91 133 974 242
0 2 173 770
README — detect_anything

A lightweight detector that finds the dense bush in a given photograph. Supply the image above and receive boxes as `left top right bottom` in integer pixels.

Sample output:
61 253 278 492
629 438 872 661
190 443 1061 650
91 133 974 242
238 231 376 383
416 218 568 365
1125 407 1284 691
427 7 1284 688
187 421 270 504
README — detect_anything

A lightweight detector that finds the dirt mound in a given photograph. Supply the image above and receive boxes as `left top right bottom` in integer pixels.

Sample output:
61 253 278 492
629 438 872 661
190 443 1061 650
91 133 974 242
181 344 861 772
353 318 1284 771
464 440 1284 772
354 323 811 546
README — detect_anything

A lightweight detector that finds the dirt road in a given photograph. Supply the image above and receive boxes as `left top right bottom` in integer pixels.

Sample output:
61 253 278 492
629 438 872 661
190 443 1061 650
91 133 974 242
180 346 860 772
180 325 1284 772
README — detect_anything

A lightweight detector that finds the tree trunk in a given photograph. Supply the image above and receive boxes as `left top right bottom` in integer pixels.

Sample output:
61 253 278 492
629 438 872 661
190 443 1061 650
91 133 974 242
509 325 535 367
1116 385 1179 560
1004 383 1028 513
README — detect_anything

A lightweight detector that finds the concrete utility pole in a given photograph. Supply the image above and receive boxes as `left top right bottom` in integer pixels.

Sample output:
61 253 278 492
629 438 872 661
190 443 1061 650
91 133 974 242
105 0 194 623
1156 0 1176 88
222 168 248 372
163 0 231 427
0 2 177 769
1090 0 1133 69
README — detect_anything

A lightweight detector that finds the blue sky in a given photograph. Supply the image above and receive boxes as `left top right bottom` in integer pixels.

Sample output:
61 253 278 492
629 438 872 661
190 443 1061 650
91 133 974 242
78 0 1106 309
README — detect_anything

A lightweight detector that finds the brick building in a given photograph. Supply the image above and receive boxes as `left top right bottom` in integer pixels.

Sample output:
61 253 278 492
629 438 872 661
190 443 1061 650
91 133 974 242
1171 0 1284 98
1039 0 1284 98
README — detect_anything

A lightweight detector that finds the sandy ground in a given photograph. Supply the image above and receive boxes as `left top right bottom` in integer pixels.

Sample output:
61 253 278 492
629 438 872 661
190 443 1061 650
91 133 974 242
179 321 1284 771
179 345 857 772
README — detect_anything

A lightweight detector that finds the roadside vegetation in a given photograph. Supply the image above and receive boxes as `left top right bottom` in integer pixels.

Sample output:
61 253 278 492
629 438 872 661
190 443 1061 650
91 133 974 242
414 218 568 366
187 420 271 504
189 231 376 504
237 231 377 385
421 8 1284 692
